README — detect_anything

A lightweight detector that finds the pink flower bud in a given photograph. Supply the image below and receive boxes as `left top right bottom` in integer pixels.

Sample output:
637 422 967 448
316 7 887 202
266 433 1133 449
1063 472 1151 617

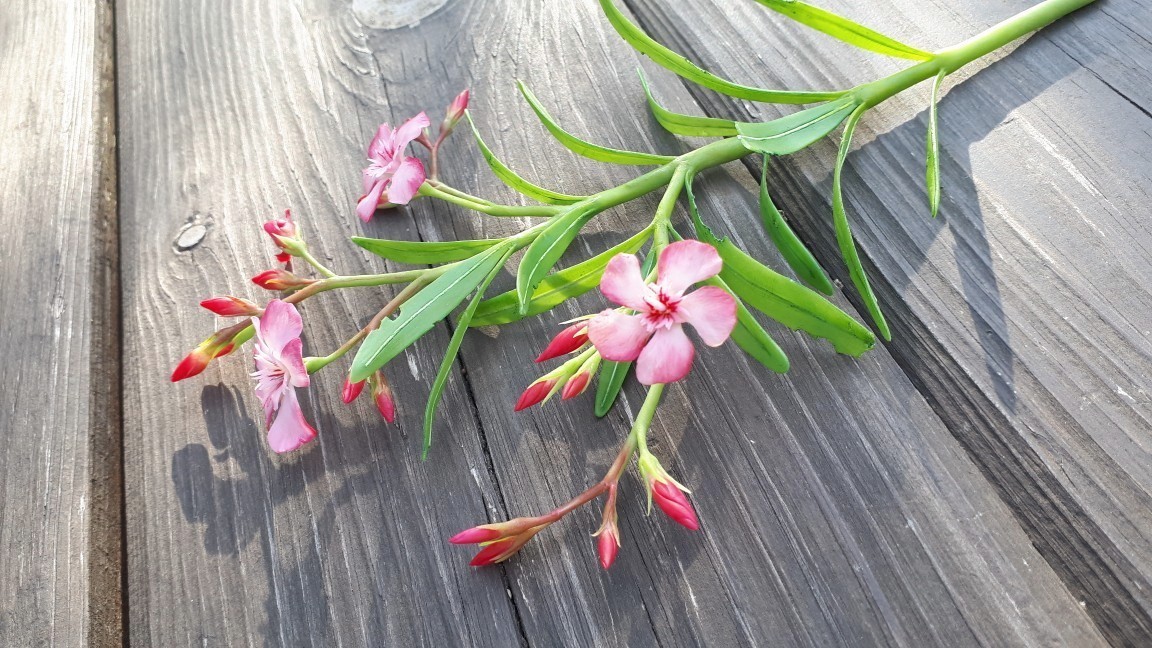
171 348 212 382
342 378 366 404
560 371 591 400
449 526 502 545
170 322 248 382
535 323 588 362
371 372 396 423
597 527 620 570
200 296 262 317
264 210 309 258
651 480 699 531
252 269 314 291
441 89 469 134
469 538 517 567
515 378 557 412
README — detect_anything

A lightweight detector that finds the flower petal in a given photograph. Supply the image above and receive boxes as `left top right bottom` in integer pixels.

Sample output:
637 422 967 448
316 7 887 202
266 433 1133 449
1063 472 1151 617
636 325 694 385
386 157 425 205
266 389 317 453
677 286 737 347
392 112 431 149
587 310 650 362
599 253 650 311
367 122 395 160
258 300 303 353
657 240 722 296
357 179 388 222
280 338 310 388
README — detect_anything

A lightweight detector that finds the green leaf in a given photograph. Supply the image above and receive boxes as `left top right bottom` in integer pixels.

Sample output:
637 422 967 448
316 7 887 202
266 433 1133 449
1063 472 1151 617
715 238 875 356
465 112 585 205
594 360 631 417
638 70 738 137
514 204 606 315
751 0 933 61
349 245 509 382
708 277 790 373
471 227 653 327
926 70 945 218
423 249 511 457
352 236 503 265
736 96 858 155
598 0 846 104
518 81 675 165
832 106 890 340
758 157 834 294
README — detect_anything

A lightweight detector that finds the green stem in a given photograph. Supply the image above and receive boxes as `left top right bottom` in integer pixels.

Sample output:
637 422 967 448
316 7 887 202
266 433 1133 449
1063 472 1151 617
632 383 665 455
652 165 687 249
419 182 564 217
299 249 336 278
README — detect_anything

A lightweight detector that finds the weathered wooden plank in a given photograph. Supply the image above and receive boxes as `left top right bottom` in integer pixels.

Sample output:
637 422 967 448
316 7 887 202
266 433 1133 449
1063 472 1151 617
379 1 1103 645
116 1 523 645
620 0 1152 641
0 0 119 645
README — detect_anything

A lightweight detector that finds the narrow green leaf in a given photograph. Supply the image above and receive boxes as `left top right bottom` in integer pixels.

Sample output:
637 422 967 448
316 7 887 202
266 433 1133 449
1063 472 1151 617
349 245 509 382
832 106 890 341
594 360 631 417
752 0 933 61
736 96 858 155
638 70 738 137
759 157 834 294
926 70 945 218
352 236 502 265
598 0 846 104
471 227 652 327
708 276 790 373
715 238 875 356
514 203 605 315
423 249 511 457
466 112 585 205
518 81 675 165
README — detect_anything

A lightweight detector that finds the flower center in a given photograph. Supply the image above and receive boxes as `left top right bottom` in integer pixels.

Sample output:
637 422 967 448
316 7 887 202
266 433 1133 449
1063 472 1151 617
641 285 680 331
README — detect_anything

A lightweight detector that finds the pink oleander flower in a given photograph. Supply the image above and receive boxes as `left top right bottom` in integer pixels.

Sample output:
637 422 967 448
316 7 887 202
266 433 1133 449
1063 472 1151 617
171 321 248 382
587 240 737 385
250 300 317 453
263 209 305 262
356 113 430 222
252 269 314 291
200 296 263 317
638 453 699 531
535 322 588 362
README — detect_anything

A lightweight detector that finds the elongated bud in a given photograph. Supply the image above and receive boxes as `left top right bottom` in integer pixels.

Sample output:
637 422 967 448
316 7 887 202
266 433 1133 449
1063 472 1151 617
536 323 588 362
469 538 517 567
342 377 366 404
449 526 503 545
515 377 558 412
200 296 262 317
370 371 396 423
252 269 314 291
561 354 599 400
171 321 249 382
593 483 621 569
440 89 469 136
638 452 699 531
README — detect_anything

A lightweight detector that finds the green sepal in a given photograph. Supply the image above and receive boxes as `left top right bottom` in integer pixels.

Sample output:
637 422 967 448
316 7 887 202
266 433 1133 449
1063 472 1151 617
465 112 586 205
519 81 674 165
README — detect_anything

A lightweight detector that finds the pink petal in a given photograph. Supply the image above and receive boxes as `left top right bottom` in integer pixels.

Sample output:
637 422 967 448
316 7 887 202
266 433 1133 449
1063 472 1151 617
636 325 694 385
368 122 395 160
258 300 303 353
677 286 737 347
363 163 387 193
357 179 388 222
392 112 431 149
386 157 425 205
657 240 722 296
266 389 317 453
280 338 310 388
587 310 650 362
599 253 650 311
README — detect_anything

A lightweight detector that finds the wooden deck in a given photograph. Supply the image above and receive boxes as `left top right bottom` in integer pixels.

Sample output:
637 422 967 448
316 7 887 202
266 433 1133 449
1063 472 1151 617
2 0 1150 645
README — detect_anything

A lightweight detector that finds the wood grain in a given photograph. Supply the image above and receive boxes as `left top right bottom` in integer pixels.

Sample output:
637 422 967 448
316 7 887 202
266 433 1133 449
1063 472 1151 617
620 0 1152 642
0 0 120 645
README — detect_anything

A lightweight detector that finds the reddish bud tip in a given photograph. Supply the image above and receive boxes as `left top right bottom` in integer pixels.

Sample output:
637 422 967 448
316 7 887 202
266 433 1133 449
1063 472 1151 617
442 89 470 131
598 529 620 570
469 539 515 567
170 350 210 382
371 373 396 423
652 480 700 531
560 372 591 400
200 296 261 317
535 323 588 362
449 527 502 545
342 378 366 404
514 379 555 412
252 269 312 291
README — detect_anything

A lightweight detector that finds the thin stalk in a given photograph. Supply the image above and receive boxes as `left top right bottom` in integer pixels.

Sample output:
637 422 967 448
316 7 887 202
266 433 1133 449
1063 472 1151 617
419 182 564 217
299 249 336 278
305 278 430 372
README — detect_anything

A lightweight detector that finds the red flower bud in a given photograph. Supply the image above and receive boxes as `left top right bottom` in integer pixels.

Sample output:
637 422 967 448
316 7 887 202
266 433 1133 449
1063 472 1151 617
560 371 591 400
263 209 298 242
597 527 620 570
170 322 249 382
252 269 313 291
342 377 366 404
200 296 262 317
469 538 517 567
651 480 699 531
171 348 212 382
371 372 396 423
535 323 588 362
514 378 557 412
441 89 469 134
449 526 502 545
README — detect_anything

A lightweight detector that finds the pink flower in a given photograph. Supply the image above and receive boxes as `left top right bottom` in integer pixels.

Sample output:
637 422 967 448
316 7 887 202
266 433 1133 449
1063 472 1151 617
356 113 430 222
587 240 736 385
250 300 317 453
263 209 304 262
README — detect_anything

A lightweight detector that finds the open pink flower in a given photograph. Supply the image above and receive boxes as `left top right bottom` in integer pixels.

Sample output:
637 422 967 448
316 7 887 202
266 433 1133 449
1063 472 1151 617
587 240 736 385
250 300 316 453
356 113 430 222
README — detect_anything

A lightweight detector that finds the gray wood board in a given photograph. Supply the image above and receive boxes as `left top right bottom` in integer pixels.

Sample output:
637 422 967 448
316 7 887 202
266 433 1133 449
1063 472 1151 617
620 0 1152 642
118 0 1108 645
0 0 120 645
